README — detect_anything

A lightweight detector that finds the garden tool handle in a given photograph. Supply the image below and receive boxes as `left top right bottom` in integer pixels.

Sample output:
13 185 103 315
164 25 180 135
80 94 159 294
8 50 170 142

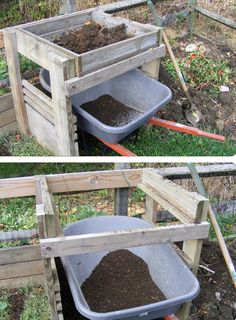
161 30 192 105
147 0 193 106
187 163 236 290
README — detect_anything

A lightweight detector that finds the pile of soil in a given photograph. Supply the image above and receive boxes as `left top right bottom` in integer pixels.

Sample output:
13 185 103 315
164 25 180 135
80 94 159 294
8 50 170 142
80 94 142 127
53 21 131 54
81 249 166 312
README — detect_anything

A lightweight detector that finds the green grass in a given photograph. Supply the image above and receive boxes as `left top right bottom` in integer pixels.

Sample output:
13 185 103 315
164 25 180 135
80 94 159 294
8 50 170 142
0 132 53 156
123 126 236 156
0 163 113 178
2 126 234 156
20 286 50 320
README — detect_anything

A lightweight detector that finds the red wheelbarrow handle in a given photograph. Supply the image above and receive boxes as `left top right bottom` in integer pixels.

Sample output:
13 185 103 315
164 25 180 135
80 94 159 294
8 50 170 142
163 315 180 320
148 118 225 142
99 139 137 156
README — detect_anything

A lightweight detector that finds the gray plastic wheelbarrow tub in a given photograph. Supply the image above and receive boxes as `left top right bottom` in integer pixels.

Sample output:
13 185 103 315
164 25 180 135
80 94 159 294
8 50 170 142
61 216 200 320
40 69 172 143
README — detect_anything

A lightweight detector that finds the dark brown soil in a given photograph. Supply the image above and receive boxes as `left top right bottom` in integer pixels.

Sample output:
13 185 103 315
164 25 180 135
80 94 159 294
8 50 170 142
80 94 142 127
158 35 236 140
81 249 166 312
8 289 25 320
190 240 236 320
53 20 131 54
0 145 10 156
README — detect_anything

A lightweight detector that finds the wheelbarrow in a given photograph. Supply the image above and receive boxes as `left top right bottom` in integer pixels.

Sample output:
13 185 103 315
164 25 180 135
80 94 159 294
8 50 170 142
61 216 199 320
40 69 225 156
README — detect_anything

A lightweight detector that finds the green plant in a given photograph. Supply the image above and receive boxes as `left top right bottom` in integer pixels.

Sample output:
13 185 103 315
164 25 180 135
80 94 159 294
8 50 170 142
0 197 36 231
0 292 10 320
176 12 187 23
0 58 8 80
131 188 146 202
20 286 50 320
209 213 236 240
163 53 232 89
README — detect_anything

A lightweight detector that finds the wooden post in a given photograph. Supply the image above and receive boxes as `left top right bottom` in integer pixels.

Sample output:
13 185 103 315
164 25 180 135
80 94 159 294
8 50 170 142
176 200 208 320
49 53 78 156
188 0 197 38
141 29 163 80
114 163 130 216
3 29 29 134
143 196 158 223
35 176 64 320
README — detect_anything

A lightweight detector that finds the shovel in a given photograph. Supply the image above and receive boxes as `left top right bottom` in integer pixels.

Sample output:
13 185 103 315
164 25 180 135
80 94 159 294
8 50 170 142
147 0 203 126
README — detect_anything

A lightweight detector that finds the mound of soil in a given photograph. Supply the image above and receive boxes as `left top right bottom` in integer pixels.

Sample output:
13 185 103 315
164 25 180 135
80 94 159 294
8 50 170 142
81 249 165 312
80 94 142 127
53 21 131 54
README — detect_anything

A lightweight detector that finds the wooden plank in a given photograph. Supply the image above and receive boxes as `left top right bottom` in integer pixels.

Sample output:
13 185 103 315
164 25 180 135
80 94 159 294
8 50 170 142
156 164 236 179
81 32 158 73
0 93 14 113
49 53 77 156
0 121 18 134
22 80 52 109
22 9 94 35
0 260 43 280
194 5 236 30
65 44 166 96
24 93 54 125
139 169 209 223
0 274 44 289
40 222 210 258
99 0 147 13
0 244 41 264
3 29 29 134
26 103 57 154
139 182 208 224
0 107 16 127
19 29 80 75
15 29 57 70
0 30 4 49
0 169 142 199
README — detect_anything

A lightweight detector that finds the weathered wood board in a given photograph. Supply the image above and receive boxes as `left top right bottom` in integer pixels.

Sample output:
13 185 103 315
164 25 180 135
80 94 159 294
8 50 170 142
0 93 18 134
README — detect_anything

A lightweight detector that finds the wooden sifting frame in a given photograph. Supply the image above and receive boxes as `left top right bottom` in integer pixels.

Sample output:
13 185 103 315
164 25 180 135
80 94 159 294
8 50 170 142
0 168 210 320
2 6 164 156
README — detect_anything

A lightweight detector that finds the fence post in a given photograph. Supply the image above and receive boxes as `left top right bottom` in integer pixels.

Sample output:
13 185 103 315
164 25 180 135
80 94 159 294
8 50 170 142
188 0 197 38
114 163 130 216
